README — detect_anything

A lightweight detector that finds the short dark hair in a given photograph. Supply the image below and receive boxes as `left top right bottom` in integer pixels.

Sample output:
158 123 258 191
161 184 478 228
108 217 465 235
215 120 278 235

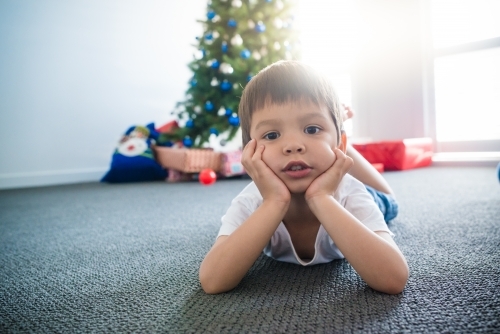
238 60 343 147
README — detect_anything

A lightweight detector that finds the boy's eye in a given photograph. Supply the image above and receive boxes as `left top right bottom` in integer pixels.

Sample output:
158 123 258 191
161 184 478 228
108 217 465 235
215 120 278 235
305 126 321 134
263 132 279 140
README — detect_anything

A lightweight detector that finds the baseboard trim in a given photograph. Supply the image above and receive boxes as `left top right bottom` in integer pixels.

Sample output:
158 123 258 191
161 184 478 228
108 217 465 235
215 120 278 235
432 152 500 167
0 168 108 190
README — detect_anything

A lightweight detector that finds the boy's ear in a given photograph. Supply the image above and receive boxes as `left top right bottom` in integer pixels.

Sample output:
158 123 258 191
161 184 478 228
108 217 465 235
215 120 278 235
338 132 347 153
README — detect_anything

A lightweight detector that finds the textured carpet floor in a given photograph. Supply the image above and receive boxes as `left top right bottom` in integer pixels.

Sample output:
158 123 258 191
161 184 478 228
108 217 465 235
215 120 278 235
0 166 499 333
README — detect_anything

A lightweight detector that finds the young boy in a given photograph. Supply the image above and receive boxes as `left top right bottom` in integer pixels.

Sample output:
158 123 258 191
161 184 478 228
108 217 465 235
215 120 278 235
199 60 409 295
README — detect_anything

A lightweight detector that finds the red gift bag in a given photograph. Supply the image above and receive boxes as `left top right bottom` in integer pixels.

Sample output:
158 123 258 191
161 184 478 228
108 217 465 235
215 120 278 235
352 138 433 171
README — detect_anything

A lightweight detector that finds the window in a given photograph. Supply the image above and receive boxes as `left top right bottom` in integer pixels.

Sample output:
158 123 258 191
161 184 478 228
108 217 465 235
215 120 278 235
429 0 500 152
434 47 500 142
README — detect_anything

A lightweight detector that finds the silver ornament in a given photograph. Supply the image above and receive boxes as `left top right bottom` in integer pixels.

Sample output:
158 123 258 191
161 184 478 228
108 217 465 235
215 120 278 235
231 34 243 46
252 51 261 60
219 62 234 74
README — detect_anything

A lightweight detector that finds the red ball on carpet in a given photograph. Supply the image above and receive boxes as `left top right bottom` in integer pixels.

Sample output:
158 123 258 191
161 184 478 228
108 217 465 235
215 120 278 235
199 169 217 185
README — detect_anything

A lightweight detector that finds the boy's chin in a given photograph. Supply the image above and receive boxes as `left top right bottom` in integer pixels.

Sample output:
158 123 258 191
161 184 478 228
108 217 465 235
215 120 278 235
284 180 312 195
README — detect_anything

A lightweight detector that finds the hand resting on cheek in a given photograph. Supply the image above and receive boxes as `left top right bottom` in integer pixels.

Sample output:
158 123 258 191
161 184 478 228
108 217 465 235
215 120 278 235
305 147 354 202
241 139 291 206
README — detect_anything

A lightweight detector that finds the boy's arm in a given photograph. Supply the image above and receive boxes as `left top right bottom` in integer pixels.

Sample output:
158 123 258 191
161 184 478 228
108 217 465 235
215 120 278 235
346 144 394 195
199 200 287 294
199 139 290 294
307 196 408 294
306 148 409 295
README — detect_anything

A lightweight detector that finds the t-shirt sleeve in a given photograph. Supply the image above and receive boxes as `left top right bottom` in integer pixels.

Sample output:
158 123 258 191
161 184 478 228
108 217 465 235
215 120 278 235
217 184 262 239
340 176 394 236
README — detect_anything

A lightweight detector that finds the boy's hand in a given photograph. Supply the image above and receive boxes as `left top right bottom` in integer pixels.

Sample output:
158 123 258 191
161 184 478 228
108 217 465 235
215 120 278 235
305 148 353 202
242 139 291 205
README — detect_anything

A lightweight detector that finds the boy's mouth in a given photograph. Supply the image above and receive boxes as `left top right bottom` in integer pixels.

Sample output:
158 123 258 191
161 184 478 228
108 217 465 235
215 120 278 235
283 161 311 171
283 161 312 178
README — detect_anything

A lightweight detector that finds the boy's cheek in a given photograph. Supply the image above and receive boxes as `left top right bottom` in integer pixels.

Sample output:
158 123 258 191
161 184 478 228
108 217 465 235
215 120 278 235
259 145 271 163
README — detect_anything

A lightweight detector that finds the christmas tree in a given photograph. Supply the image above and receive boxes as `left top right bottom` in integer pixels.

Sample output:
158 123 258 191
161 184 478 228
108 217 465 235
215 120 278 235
161 0 301 148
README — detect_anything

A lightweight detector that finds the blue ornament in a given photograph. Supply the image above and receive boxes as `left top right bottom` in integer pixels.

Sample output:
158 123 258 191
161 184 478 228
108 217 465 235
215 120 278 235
190 78 197 87
207 10 216 20
225 108 233 116
255 22 266 33
229 115 240 126
221 41 228 53
209 127 219 135
205 32 213 41
210 59 220 69
183 137 193 147
220 80 232 91
228 19 237 28
247 74 253 82
165 141 174 147
240 49 251 59
201 48 206 57
205 101 214 111
186 119 194 128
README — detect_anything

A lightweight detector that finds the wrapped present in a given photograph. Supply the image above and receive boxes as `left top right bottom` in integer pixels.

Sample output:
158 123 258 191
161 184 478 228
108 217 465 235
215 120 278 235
220 150 246 177
154 146 222 173
352 138 433 171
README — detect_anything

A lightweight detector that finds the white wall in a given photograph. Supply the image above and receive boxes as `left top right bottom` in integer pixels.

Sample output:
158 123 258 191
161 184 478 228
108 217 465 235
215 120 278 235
0 0 205 189
351 0 426 141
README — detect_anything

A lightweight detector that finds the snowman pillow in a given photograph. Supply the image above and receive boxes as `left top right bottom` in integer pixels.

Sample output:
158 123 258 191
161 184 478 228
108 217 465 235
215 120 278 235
101 124 167 183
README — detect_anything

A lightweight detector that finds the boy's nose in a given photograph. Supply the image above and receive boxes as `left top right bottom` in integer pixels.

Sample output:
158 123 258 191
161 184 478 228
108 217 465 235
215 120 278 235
283 142 306 154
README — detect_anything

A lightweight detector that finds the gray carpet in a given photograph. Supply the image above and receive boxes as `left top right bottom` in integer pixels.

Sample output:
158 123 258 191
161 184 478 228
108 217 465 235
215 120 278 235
1 166 499 333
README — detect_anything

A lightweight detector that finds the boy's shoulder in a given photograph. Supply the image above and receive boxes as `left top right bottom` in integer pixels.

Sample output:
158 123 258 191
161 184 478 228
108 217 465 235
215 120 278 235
338 173 365 191
238 181 260 196
230 181 262 208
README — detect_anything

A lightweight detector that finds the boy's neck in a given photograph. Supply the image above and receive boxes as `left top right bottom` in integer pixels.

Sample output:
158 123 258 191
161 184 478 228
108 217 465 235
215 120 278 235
283 193 318 226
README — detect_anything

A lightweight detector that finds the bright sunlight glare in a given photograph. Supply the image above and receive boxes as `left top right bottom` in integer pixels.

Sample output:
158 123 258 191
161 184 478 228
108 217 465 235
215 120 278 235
431 0 500 141
431 0 500 49
434 47 500 142
295 0 366 135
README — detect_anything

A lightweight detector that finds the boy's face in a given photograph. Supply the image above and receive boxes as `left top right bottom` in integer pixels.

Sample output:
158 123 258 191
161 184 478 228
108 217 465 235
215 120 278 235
249 99 346 194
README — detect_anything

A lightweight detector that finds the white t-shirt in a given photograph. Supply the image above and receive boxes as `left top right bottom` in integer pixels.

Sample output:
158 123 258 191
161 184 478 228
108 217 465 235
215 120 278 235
218 174 393 266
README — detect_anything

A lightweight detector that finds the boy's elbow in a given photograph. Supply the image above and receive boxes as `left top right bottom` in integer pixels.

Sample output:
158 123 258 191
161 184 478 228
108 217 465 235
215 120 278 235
199 269 235 295
200 277 223 295
381 264 409 295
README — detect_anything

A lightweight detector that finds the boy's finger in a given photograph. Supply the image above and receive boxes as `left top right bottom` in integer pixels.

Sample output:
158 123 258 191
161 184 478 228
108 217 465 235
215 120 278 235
252 144 265 161
335 150 353 172
242 139 256 158
333 148 346 160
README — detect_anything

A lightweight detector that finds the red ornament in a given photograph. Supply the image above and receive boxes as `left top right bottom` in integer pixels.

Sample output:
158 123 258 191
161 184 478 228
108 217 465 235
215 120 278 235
199 168 217 185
